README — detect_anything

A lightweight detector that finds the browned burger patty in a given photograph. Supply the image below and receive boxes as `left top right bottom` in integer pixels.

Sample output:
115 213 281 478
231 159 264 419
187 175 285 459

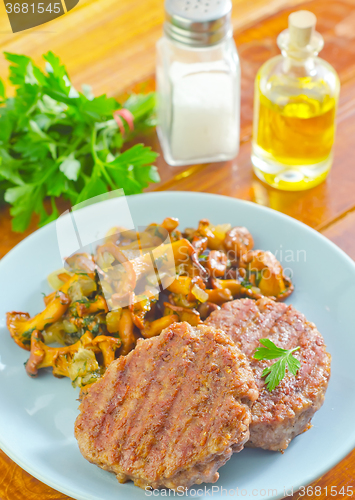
75 322 258 490
205 298 331 451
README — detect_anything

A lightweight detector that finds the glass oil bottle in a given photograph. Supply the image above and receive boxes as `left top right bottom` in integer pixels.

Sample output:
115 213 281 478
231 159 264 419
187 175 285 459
251 11 340 191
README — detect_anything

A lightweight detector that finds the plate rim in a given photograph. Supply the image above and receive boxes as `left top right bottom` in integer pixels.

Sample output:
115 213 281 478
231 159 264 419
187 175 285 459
2 191 355 272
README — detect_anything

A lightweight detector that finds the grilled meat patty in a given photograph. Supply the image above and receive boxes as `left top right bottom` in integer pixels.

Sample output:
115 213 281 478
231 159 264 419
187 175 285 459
75 322 258 490
205 298 331 451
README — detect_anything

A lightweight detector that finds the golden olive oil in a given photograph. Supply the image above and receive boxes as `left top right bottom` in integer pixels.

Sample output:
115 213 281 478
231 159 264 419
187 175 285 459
251 11 340 191
256 91 336 166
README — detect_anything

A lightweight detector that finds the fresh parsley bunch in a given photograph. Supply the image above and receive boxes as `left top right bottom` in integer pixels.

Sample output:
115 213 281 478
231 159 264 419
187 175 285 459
0 51 159 232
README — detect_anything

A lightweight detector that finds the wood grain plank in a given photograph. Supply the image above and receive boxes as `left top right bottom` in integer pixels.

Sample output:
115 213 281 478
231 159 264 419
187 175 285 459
321 209 355 261
289 449 355 499
0 199 70 260
0 0 309 98
0 449 73 500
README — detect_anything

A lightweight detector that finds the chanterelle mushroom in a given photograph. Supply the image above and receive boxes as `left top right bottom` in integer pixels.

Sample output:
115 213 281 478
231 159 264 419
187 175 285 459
6 291 70 351
26 330 121 388
240 250 294 301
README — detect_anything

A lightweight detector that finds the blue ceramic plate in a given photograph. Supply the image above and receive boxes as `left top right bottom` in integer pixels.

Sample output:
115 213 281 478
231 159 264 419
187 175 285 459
1 192 354 500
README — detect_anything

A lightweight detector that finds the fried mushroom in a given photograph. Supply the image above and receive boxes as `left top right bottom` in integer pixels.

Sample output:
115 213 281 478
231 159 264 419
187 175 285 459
224 227 254 262
240 250 294 300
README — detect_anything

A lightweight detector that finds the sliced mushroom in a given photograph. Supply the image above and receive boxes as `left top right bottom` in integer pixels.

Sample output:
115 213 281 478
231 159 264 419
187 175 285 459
25 330 120 385
7 291 70 351
240 250 294 300
141 315 179 339
206 250 228 278
224 226 254 262
75 295 108 317
164 302 201 326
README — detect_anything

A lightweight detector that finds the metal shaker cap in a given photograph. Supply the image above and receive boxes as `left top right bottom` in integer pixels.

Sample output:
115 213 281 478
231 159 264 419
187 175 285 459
164 0 233 47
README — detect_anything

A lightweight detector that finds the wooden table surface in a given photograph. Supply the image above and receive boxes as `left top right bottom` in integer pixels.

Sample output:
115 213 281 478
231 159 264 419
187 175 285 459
1 0 355 498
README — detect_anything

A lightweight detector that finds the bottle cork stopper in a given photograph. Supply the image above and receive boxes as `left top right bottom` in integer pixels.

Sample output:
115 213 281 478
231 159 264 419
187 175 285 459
288 10 317 47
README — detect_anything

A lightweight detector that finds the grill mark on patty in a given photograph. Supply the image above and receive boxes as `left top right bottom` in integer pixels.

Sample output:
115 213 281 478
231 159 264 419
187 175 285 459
85 324 251 479
85 339 172 460
82 331 191 473
118 326 248 479
97 353 157 458
120 329 200 477
205 298 331 451
151 336 217 475
249 306 309 414
206 299 287 356
159 336 242 477
75 322 258 489
238 300 287 355
109 330 191 471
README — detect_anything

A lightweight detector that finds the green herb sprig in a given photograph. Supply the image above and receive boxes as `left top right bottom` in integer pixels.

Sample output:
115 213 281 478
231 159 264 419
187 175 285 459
253 338 301 392
0 51 160 232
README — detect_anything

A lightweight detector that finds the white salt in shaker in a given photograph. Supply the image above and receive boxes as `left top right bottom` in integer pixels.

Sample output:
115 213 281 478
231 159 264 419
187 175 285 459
156 0 240 166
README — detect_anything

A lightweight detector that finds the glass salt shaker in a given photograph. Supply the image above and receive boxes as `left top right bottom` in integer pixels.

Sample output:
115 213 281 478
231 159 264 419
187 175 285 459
156 0 240 167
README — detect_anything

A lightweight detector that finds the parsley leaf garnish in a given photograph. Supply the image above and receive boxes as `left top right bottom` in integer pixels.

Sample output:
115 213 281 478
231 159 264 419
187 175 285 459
0 51 159 232
253 338 301 392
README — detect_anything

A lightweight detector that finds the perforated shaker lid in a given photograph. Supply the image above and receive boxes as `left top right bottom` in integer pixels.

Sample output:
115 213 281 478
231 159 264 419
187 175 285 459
164 0 233 47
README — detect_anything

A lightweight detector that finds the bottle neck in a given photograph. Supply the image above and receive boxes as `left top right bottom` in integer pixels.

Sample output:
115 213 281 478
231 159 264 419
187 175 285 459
281 50 317 76
277 28 324 76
